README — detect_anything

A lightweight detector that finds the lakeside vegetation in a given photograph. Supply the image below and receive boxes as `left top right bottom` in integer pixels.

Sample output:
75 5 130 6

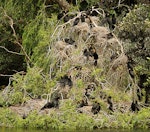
0 0 150 130
0 107 150 129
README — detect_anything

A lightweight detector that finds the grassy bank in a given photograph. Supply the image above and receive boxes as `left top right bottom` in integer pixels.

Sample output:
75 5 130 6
0 107 150 130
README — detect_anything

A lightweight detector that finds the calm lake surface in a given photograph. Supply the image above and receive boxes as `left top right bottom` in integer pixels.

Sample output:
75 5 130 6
0 127 150 132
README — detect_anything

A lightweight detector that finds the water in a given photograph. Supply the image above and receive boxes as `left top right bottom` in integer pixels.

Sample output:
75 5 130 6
0 127 150 132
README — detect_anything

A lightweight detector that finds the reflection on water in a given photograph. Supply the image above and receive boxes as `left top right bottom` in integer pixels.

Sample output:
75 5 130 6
0 127 150 132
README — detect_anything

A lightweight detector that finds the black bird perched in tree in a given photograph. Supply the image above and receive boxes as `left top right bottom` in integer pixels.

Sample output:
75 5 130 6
85 88 91 99
41 91 61 110
91 10 98 16
137 89 143 101
127 56 135 79
83 49 90 60
73 17 80 26
127 56 135 70
87 83 96 91
138 74 147 88
128 69 135 79
85 87 95 99
104 12 112 29
91 101 101 114
57 11 66 20
107 32 113 39
107 96 114 112
93 52 98 66
94 60 98 66
85 84 96 98
127 56 136 79
41 102 54 110
77 97 88 108
103 12 116 30
63 14 70 22
85 9 91 16
63 11 75 23
64 38 75 45
79 0 88 11
59 74 73 87
93 52 98 60
22 113 27 119
89 45 96 56
83 49 89 56
83 46 99 66
80 14 86 22
111 14 116 30
90 6 99 16
89 46 99 66
114 6 129 17
131 100 140 112
74 65 82 70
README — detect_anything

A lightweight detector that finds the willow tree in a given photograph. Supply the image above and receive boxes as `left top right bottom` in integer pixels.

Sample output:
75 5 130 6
0 0 43 86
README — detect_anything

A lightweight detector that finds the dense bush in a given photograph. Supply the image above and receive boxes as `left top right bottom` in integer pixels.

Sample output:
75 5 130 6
0 0 150 130
0 107 150 129
116 4 150 103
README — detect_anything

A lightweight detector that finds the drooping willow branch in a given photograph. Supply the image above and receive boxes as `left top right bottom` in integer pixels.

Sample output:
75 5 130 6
3 10 31 64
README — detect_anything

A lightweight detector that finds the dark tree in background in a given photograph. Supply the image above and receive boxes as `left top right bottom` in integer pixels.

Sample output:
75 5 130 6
0 0 42 87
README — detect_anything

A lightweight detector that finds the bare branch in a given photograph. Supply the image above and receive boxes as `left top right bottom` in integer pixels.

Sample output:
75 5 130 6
0 74 13 77
112 33 124 54
118 0 121 7
0 46 24 55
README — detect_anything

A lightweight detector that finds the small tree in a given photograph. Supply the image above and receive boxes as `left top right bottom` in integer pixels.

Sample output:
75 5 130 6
116 4 150 104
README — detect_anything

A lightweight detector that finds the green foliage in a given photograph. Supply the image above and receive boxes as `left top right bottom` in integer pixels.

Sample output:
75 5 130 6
9 91 24 105
17 110 61 129
0 107 95 130
135 58 150 88
0 0 150 130
12 67 55 99
117 4 150 42
0 100 150 129
0 92 5 106
22 12 58 73
76 79 84 89
0 66 57 106
144 76 150 87
132 108 150 128
87 0 100 6
91 68 103 77
0 108 19 127
0 0 43 84
22 11 48 56
116 4 150 98
0 85 25 106
58 100 95 130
